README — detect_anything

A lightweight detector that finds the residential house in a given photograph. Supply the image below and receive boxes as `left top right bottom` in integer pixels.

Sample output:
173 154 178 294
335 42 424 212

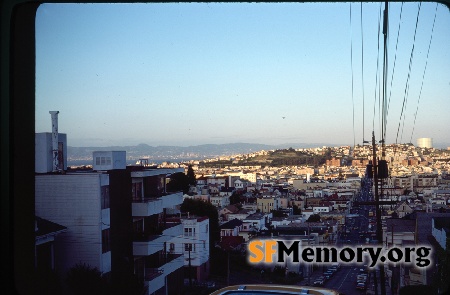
210 194 230 208
220 219 244 238
393 201 414 218
166 216 210 282
256 197 280 213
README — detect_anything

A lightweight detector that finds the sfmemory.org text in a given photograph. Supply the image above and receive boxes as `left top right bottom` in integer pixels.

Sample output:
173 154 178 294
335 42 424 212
247 240 432 268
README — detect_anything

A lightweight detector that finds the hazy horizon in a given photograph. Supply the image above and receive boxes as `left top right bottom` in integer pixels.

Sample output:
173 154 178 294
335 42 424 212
63 140 450 149
35 3 450 148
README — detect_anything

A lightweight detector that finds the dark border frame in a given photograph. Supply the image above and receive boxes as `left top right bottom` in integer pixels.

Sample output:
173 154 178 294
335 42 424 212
2 1 449 294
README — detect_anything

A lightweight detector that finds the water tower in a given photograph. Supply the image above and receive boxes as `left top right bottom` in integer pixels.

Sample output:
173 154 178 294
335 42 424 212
417 138 433 148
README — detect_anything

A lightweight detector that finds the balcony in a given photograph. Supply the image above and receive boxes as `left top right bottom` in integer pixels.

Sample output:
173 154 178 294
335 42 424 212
161 191 183 208
144 267 163 281
132 191 182 217
133 234 172 256
144 254 184 294
162 222 182 237
132 223 182 256
132 198 163 217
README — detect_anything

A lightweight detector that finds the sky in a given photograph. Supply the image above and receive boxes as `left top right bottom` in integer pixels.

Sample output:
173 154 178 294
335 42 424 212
35 2 450 148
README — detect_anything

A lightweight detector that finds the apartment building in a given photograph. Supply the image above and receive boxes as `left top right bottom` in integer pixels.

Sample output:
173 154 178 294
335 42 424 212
35 131 185 294
130 165 185 295
256 196 280 213
166 216 210 282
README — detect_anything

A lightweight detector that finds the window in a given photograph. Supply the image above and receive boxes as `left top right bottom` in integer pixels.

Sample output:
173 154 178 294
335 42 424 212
169 243 175 252
184 243 195 252
132 182 143 201
184 227 195 237
96 156 111 166
101 185 110 209
102 228 111 253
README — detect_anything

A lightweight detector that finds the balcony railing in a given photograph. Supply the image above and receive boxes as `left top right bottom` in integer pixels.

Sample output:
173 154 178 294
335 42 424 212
160 191 183 208
144 254 184 294
132 191 182 217
146 253 183 269
132 198 163 216
133 235 174 256
133 231 163 242
145 267 163 281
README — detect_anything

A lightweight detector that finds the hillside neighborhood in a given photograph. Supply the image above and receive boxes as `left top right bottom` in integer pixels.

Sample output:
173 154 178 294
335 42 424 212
34 126 450 295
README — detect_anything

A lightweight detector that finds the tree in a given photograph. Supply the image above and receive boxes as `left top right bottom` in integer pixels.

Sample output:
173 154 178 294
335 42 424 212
35 268 63 295
292 204 301 215
180 199 220 246
66 263 105 295
166 172 189 194
107 273 147 295
66 263 146 295
187 165 197 186
271 209 288 218
306 214 321 222
229 192 241 205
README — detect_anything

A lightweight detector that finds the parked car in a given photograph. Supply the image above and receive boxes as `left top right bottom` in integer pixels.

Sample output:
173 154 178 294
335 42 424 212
357 279 366 285
323 271 333 279
313 279 324 286
356 282 367 290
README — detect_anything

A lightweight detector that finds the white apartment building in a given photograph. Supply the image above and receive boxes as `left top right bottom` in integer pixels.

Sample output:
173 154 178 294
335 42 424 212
35 172 113 276
313 206 331 214
166 216 210 282
210 195 230 208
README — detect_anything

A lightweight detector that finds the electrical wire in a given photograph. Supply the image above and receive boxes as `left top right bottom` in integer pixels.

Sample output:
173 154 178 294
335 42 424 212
410 3 438 143
372 3 383 135
395 2 422 145
381 2 389 153
385 2 404 141
350 3 356 148
361 2 366 144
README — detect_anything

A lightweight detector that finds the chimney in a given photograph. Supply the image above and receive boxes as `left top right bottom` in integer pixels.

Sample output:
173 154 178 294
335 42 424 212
49 111 59 172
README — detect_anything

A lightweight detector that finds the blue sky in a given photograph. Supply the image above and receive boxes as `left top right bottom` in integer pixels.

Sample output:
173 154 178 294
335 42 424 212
35 2 450 147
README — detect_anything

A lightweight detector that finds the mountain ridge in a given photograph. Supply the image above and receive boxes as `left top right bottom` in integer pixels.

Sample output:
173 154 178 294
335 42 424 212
67 142 338 161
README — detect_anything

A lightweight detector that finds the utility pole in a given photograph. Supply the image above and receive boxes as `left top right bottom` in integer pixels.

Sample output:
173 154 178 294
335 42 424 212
372 132 387 295
227 250 230 286
188 244 192 288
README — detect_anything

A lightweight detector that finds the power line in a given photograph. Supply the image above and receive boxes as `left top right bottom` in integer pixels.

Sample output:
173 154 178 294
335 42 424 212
381 2 389 151
385 2 404 141
360 2 367 144
372 3 383 135
395 2 422 145
410 3 438 143
350 3 356 148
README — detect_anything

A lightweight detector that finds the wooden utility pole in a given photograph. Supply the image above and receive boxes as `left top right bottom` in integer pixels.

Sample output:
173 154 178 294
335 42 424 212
188 244 192 288
372 132 387 295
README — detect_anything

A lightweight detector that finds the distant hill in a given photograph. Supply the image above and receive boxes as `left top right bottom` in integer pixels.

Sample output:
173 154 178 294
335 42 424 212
67 142 335 162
